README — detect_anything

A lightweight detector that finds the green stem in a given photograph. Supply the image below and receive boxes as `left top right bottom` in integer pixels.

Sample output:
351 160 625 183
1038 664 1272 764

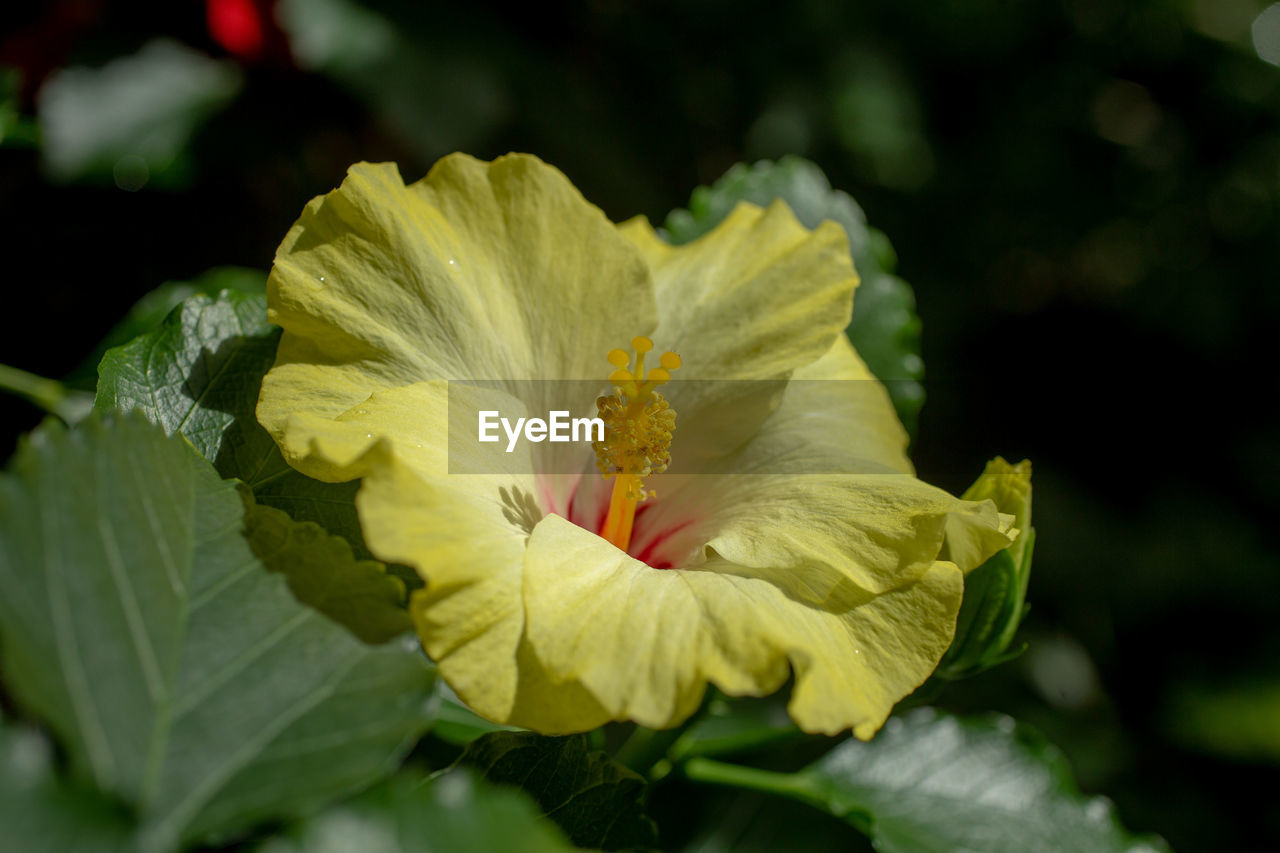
0 363 93 424
682 757 814 800
615 722 694 778
670 722 809 761
0 363 68 412
615 693 713 777
684 757 873 837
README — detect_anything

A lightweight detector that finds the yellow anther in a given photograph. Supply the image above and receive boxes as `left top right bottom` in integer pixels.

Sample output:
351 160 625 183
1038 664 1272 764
594 338 681 553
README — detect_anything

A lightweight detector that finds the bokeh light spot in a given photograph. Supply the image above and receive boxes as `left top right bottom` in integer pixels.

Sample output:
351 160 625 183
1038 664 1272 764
1092 80 1162 147
1252 4 1280 66
112 155 149 191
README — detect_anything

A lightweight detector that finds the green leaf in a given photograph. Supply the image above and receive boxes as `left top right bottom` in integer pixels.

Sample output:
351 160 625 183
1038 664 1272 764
93 290 378 561
0 413 435 851
461 732 659 851
68 267 266 388
662 156 925 435
37 39 241 188
258 769 576 853
683 708 1168 853
93 289 276 474
244 500 411 643
0 714 133 852
275 0 506 161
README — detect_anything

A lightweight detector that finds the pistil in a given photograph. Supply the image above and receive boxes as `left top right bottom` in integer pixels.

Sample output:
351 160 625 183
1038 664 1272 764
594 336 680 552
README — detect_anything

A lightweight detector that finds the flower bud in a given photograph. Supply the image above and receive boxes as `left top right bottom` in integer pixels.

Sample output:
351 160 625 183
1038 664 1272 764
938 458 1034 679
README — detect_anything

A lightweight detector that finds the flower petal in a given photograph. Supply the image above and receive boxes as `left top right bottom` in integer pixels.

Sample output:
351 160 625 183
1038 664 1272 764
741 331 913 476
260 153 656 481
522 513 963 736
626 335 1009 583
620 201 856 383
706 474 1005 592
348 430 613 732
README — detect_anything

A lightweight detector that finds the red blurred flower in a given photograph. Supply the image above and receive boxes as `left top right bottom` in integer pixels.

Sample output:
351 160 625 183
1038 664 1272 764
207 0 263 58
206 0 284 62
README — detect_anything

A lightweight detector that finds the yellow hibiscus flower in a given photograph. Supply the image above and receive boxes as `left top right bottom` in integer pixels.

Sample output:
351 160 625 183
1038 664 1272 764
256 153 1014 738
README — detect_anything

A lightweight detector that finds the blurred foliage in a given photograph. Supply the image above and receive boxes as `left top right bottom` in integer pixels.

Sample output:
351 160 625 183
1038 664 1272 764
0 66 37 147
259 769 577 853
0 713 133 852
275 0 506 161
1167 679 1280 765
1 0 1279 849
38 39 241 188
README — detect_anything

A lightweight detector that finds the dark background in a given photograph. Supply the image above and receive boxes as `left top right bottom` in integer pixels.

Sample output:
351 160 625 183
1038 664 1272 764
2 1 1278 850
